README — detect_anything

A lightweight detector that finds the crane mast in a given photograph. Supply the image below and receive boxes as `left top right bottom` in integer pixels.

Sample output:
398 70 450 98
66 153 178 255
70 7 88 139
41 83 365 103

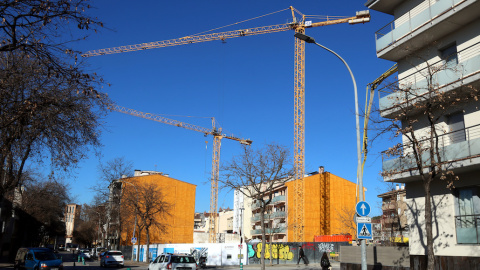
110 105 252 243
87 7 370 242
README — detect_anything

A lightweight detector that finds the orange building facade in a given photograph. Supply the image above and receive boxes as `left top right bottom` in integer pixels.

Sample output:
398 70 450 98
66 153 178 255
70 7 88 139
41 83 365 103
286 171 358 242
119 173 196 245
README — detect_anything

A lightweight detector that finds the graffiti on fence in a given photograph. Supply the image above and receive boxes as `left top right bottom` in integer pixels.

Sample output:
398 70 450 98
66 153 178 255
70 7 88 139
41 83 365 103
190 247 208 262
317 242 334 253
248 243 294 260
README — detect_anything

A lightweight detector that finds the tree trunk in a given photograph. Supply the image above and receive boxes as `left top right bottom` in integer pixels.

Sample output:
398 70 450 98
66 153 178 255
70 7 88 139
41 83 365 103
269 240 273 265
136 232 141 262
260 207 266 270
424 180 435 270
146 227 150 263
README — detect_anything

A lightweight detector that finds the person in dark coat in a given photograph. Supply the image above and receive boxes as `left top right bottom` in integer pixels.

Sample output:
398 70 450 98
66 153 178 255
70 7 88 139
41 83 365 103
297 247 308 265
321 252 331 270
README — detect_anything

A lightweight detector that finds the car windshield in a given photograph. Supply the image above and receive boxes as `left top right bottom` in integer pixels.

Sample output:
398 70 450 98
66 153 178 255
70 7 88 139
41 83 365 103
108 252 123 256
34 252 57 261
172 256 195 263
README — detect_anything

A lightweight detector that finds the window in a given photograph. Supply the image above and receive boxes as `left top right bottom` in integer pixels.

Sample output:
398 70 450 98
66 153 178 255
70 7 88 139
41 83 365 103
447 112 466 143
440 43 458 67
455 186 480 244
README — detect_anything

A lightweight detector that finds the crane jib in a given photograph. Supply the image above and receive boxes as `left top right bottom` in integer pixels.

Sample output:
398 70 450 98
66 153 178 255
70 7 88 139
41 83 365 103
82 24 293 57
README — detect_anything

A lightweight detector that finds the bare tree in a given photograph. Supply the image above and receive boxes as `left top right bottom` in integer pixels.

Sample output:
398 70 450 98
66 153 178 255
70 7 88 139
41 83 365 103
374 54 480 269
0 0 103 73
334 205 357 240
93 157 134 200
0 0 107 197
92 157 134 249
121 180 171 263
20 176 70 246
88 194 108 248
220 143 293 270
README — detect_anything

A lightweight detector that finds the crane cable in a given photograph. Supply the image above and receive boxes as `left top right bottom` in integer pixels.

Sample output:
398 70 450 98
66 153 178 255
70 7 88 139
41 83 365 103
188 7 293 37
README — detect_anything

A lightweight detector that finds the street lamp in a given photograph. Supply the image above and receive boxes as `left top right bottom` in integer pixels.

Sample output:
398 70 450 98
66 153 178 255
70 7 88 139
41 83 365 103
294 32 366 270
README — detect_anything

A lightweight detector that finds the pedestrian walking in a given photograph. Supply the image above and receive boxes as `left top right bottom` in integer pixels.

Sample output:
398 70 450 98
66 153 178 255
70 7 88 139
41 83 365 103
297 246 308 265
321 252 331 270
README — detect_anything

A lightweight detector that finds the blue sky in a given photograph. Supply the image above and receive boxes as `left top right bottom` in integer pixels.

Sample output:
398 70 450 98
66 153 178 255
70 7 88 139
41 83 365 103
66 0 396 216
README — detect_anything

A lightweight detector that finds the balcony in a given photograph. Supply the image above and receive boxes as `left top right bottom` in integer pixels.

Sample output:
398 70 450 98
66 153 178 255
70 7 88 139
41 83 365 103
455 214 480 244
378 42 480 118
271 195 286 204
250 226 286 236
382 124 480 182
251 213 270 223
251 202 262 210
382 204 396 211
271 211 286 219
250 211 286 223
373 0 480 61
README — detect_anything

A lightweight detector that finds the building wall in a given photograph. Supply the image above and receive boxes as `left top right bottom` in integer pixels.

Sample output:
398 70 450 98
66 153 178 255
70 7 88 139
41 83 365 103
286 172 358 242
65 204 81 243
405 171 480 256
218 210 233 233
121 174 196 244
233 188 253 240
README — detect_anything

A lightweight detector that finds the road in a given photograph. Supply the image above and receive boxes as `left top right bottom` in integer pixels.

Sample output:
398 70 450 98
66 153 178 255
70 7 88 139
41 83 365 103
0 251 340 270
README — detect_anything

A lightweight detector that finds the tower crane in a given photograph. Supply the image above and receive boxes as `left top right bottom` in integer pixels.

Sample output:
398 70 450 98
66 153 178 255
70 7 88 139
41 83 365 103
110 105 252 243
84 7 370 242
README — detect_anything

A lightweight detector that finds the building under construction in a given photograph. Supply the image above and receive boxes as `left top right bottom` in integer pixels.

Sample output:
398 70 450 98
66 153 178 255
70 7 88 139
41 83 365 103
286 168 359 242
112 170 196 245
236 167 360 242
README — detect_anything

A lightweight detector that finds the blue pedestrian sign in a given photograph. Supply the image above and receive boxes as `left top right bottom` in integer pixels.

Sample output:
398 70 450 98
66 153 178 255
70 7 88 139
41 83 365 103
355 201 371 217
357 223 373 240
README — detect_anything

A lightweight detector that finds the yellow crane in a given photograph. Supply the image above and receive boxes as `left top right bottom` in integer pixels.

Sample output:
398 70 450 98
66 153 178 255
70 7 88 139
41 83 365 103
84 7 370 242
110 105 252 243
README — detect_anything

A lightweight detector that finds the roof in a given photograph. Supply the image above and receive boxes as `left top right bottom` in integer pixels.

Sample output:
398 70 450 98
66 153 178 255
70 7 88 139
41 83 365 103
364 0 404 15
120 173 197 187
377 188 406 198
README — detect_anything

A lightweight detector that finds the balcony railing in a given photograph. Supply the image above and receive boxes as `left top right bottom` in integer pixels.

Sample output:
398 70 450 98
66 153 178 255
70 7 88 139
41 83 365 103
375 0 465 53
455 214 480 244
272 195 286 204
271 211 286 219
378 41 480 114
250 211 286 223
382 204 396 211
382 124 480 175
250 226 286 235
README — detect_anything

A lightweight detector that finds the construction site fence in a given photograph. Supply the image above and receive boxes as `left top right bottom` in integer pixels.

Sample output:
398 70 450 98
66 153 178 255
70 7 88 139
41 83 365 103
119 241 349 266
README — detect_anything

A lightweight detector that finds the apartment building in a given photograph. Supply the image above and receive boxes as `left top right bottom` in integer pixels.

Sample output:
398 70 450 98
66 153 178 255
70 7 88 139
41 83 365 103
367 0 480 264
377 185 408 244
110 170 196 245
65 204 81 245
234 168 359 242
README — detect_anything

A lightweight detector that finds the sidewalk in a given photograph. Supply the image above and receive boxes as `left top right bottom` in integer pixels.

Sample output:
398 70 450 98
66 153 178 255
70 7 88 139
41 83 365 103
1 260 340 270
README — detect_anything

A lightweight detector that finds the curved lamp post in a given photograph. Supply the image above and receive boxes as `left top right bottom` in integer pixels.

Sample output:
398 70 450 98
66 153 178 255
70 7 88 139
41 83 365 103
294 32 366 270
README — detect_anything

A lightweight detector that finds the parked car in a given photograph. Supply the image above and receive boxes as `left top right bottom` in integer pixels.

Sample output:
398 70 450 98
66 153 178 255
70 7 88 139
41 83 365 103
100 250 124 268
14 247 63 270
148 253 197 270
78 249 91 260
95 247 106 259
